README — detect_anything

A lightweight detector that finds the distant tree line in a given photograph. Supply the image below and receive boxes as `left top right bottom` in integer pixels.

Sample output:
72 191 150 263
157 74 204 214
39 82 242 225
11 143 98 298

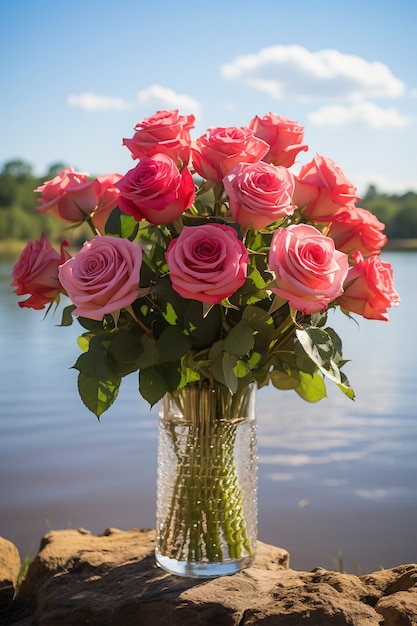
0 159 416 244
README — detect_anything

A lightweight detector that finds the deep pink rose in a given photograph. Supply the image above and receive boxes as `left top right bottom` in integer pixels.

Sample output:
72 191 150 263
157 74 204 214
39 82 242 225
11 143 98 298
122 109 195 167
223 162 295 230
338 251 400 321
58 236 142 320
35 167 122 225
11 234 68 310
191 126 269 182
248 113 308 167
115 153 195 224
166 224 248 305
328 206 387 258
268 224 349 314
293 155 360 222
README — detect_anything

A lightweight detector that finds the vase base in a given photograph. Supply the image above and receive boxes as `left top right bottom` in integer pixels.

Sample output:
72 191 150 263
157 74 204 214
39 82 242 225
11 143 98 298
155 550 255 579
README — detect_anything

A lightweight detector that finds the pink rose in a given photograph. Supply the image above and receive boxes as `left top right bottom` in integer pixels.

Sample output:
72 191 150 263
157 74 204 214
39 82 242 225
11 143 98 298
293 155 360 222
268 224 349 314
90 174 124 233
166 224 248 304
115 153 195 224
223 162 295 230
248 113 308 167
328 206 387 258
11 234 68 310
191 126 269 182
122 109 195 167
338 251 400 321
35 167 122 225
58 236 142 320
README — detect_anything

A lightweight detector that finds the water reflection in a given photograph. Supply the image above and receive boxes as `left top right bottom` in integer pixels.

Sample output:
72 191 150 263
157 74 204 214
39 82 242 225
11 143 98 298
0 253 416 573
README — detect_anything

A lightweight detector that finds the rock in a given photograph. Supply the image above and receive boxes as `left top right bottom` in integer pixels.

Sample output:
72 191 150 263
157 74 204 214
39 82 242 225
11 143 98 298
0 536 21 623
2 528 417 626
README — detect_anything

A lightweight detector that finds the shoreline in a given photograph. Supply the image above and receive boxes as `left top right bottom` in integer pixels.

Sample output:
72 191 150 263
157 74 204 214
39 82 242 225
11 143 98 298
1 238 417 261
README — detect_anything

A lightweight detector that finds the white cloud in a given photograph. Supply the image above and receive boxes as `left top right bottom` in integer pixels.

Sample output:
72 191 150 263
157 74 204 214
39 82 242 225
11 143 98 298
221 44 405 101
137 84 202 115
67 92 131 111
309 102 413 128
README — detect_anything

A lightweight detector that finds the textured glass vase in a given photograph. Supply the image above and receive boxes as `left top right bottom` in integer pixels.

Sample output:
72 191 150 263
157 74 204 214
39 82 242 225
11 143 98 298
155 383 258 578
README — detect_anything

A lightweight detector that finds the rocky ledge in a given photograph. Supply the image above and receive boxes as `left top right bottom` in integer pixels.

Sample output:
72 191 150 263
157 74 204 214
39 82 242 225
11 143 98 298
1 528 416 625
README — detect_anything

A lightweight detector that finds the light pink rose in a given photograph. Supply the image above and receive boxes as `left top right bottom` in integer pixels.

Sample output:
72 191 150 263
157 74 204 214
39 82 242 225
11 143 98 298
122 109 195 167
293 155 360 222
115 153 195 224
338 251 400 321
248 113 308 167
223 162 295 230
166 224 248 305
328 206 387 258
268 224 349 314
11 234 68 310
191 126 269 182
35 167 122 225
58 236 142 320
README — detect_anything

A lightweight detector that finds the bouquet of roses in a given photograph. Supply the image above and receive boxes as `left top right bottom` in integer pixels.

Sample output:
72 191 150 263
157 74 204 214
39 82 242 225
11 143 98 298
11 109 400 418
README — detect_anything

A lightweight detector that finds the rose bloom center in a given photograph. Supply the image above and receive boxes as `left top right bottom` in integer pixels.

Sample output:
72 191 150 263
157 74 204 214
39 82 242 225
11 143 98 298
299 242 329 267
190 240 222 270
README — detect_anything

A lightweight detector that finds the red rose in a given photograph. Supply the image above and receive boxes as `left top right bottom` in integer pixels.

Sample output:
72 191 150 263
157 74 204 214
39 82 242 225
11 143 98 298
115 153 195 224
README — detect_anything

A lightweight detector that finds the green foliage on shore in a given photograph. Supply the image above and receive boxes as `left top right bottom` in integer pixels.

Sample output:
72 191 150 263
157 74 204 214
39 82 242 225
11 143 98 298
1 159 416 247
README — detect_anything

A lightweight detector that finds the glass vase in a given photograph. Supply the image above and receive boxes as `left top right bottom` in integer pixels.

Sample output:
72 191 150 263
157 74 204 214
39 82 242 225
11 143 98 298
155 382 258 578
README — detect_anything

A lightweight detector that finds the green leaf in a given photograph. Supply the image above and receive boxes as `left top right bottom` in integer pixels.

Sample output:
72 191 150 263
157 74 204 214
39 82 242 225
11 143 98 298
73 350 108 380
232 265 269 305
139 366 171 407
269 367 300 390
157 325 192 363
223 320 254 356
184 301 222 349
108 330 144 363
211 350 239 393
104 207 139 240
134 335 159 369
77 333 92 352
77 372 120 418
58 304 75 326
337 371 355 400
233 359 251 379
208 340 224 361
296 327 341 384
242 305 275 345
295 371 327 402
77 316 104 331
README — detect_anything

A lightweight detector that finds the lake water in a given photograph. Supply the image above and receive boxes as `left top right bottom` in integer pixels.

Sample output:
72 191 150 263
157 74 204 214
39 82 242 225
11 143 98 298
0 252 416 573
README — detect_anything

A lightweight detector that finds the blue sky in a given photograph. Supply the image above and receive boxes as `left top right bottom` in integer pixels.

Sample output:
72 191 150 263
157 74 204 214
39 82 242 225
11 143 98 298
1 0 416 196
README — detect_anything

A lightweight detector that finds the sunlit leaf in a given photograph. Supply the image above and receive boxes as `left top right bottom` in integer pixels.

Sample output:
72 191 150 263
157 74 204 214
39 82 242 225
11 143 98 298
295 371 327 402
77 372 120 418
